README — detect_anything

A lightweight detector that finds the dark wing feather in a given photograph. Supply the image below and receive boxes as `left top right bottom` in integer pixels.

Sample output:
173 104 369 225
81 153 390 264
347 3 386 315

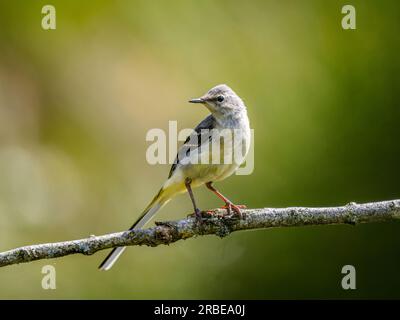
168 114 216 178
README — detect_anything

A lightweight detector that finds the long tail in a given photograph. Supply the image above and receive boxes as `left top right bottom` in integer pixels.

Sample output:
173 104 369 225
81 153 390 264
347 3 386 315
98 187 169 271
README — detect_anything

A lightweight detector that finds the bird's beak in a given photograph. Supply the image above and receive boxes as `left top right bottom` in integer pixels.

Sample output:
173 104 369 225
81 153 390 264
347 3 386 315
188 98 205 104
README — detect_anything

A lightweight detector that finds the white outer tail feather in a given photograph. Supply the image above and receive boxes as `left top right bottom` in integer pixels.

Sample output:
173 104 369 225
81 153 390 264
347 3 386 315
99 201 164 271
99 247 127 271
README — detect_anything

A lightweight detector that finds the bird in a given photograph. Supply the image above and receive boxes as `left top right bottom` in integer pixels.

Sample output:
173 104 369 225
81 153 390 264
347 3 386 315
99 84 251 271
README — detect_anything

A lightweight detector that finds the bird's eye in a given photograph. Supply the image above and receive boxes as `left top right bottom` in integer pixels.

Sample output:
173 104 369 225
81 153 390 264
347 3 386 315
217 96 224 102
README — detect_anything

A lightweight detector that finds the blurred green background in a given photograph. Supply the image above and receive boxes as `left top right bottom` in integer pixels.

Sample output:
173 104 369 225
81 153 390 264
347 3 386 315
0 0 399 299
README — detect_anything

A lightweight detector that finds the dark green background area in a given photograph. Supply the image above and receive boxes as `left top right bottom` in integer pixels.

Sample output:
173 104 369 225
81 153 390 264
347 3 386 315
0 0 399 298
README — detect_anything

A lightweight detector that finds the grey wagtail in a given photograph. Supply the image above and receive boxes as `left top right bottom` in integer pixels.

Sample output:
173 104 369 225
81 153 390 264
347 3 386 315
99 84 251 270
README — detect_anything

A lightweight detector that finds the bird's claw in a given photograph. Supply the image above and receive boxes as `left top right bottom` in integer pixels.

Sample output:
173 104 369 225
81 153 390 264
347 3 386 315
221 203 246 219
220 204 247 210
187 204 246 222
187 208 205 225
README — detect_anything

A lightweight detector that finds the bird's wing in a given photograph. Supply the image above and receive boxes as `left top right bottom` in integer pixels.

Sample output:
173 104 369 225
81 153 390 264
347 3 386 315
168 114 216 178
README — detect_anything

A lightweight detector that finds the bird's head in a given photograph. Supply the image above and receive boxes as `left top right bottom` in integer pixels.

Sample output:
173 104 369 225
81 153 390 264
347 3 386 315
189 84 245 117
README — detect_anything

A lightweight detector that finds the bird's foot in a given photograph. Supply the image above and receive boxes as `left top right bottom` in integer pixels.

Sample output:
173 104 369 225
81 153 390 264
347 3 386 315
187 208 204 225
220 204 247 210
220 203 246 219
196 209 225 219
205 209 217 215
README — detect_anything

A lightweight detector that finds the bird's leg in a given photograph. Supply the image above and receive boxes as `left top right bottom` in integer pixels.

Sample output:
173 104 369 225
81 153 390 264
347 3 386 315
205 182 246 218
185 178 203 224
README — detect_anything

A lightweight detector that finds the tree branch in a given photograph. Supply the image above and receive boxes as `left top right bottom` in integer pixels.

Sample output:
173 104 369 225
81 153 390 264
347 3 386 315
1 199 399 268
